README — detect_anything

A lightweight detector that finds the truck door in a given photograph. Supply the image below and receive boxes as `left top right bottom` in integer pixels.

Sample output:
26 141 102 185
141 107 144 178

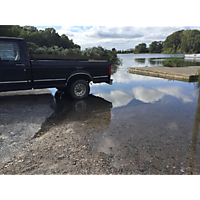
0 40 31 92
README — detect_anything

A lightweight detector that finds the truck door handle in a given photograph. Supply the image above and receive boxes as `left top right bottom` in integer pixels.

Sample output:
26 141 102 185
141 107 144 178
16 63 25 67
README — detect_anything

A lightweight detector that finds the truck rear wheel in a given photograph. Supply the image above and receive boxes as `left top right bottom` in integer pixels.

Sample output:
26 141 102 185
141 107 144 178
70 80 89 99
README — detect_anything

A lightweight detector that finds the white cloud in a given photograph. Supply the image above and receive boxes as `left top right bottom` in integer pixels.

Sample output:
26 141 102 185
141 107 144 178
86 27 144 39
132 87 164 103
156 86 194 103
131 86 194 104
96 90 133 108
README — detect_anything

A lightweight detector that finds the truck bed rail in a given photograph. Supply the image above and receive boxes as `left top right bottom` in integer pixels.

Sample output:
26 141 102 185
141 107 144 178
30 54 110 62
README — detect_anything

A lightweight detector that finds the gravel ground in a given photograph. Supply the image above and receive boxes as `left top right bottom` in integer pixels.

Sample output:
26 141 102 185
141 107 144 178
0 89 53 169
2 115 199 175
0 121 129 175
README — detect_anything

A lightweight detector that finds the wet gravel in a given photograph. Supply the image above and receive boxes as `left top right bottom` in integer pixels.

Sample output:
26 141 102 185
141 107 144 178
1 118 199 175
0 89 53 168
0 121 134 175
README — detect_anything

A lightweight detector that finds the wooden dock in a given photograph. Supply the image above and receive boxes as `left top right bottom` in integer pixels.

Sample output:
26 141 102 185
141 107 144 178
129 66 200 82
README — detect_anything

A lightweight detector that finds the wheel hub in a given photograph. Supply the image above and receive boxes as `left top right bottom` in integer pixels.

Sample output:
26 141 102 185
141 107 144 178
74 84 86 97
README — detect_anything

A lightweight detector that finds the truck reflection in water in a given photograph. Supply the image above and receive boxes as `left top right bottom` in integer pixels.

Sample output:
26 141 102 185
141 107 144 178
34 93 113 138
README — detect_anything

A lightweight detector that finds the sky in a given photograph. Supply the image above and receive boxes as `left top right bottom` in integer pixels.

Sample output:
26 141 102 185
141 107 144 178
35 25 200 50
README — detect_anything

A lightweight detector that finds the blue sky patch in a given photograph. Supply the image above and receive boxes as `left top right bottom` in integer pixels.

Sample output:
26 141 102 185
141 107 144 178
36 26 62 30
69 26 94 32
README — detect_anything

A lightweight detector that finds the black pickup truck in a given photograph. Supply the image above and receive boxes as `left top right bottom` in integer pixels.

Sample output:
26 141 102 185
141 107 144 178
0 37 112 99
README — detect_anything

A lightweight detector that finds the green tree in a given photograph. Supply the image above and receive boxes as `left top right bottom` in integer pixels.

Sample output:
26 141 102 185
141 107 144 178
162 30 200 53
135 43 148 53
19 26 80 49
0 25 22 37
162 30 184 53
180 30 200 53
22 26 38 33
26 42 39 54
128 48 135 53
193 35 200 53
149 41 163 53
82 46 121 65
43 28 60 47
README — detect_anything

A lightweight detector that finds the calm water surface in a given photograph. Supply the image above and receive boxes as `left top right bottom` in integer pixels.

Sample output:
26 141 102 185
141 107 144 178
47 54 200 174
87 54 200 174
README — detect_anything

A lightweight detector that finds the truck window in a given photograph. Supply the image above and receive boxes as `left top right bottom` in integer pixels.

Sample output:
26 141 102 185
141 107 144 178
0 41 21 61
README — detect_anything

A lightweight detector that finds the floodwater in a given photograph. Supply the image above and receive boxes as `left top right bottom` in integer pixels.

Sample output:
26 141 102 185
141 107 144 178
1 54 200 174
49 53 200 174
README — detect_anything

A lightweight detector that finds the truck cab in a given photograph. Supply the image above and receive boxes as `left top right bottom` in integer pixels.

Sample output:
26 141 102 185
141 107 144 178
0 37 32 92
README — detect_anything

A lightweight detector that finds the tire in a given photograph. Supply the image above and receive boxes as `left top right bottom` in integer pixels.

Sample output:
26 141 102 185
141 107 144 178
70 80 89 99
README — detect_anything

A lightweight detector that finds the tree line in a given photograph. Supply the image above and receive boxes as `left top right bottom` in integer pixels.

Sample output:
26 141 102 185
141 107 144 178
0 25 121 65
116 29 200 54
117 41 163 54
0 25 80 49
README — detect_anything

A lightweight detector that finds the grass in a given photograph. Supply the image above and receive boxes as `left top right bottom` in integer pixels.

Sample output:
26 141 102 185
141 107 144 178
162 57 184 67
